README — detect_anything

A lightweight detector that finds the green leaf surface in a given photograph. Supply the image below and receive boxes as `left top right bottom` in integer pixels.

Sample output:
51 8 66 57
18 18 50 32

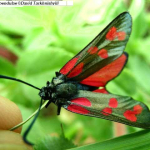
0 7 55 35
0 57 16 76
107 69 137 96
17 47 73 77
23 27 57 51
34 135 76 150
69 129 150 150
129 56 150 95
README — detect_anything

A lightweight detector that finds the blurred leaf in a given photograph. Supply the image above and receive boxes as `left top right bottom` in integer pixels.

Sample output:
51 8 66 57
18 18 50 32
107 69 137 96
0 57 16 76
132 38 150 63
70 129 150 150
23 27 57 51
0 32 15 46
34 135 76 150
129 0 148 42
38 115 61 135
17 47 73 78
0 7 55 35
129 0 145 19
129 56 150 95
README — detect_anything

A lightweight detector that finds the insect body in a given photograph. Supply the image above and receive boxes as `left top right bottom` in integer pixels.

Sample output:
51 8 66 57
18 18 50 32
1 12 150 145
37 12 150 129
39 73 96 114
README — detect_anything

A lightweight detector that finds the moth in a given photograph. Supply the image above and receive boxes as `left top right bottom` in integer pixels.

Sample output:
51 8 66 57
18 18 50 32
1 12 150 145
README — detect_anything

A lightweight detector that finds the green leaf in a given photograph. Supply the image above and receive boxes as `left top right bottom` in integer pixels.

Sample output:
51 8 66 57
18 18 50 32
0 7 55 35
129 0 145 19
23 27 57 51
129 56 150 95
69 129 150 150
34 135 76 150
17 47 73 77
132 38 150 63
129 0 147 40
0 57 16 76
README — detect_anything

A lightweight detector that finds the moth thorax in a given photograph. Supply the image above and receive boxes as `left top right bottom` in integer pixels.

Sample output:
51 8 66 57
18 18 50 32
56 83 77 98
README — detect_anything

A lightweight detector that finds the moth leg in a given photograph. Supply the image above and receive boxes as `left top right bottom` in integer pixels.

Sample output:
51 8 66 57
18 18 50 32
57 105 61 115
45 100 51 108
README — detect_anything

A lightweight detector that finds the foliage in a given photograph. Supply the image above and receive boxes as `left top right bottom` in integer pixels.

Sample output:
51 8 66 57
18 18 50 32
0 0 150 149
34 134 76 150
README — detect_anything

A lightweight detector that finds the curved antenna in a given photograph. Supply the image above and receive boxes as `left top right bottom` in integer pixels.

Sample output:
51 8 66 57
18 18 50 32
0 75 40 90
23 98 43 145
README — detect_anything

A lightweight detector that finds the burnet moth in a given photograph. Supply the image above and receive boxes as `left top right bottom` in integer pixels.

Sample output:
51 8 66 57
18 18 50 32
1 12 150 145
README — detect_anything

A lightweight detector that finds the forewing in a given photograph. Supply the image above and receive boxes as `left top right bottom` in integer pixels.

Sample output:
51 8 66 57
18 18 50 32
60 12 132 84
63 91 150 128
80 53 128 87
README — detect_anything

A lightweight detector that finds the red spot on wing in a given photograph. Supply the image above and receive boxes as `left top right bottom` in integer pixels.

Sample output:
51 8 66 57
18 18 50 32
88 46 98 54
102 107 112 116
109 98 118 108
124 105 143 122
67 62 84 78
93 88 108 94
133 105 143 115
116 31 126 41
71 98 91 107
81 54 127 87
98 49 108 58
67 104 89 114
60 57 78 75
106 26 126 41
106 27 117 41
124 110 137 122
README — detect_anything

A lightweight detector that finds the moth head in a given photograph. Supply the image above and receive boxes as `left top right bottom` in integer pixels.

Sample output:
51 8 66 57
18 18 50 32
39 81 52 100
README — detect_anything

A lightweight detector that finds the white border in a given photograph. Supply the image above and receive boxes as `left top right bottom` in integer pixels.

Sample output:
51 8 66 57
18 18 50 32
0 1 73 6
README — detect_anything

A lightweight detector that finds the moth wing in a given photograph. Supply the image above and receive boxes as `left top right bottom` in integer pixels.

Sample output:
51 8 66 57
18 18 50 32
63 90 150 128
60 12 132 86
80 52 128 87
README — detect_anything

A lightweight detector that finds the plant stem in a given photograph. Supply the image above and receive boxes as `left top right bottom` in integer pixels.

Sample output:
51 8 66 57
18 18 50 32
10 100 49 131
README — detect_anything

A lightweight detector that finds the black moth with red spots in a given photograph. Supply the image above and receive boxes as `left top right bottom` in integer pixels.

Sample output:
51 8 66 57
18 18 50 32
1 12 150 145
39 12 150 128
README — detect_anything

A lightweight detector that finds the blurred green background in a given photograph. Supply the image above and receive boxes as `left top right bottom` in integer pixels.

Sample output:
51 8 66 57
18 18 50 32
0 0 150 149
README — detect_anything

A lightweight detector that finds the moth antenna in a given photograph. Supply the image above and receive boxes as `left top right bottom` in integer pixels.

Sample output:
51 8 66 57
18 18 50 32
0 75 40 90
23 98 43 145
